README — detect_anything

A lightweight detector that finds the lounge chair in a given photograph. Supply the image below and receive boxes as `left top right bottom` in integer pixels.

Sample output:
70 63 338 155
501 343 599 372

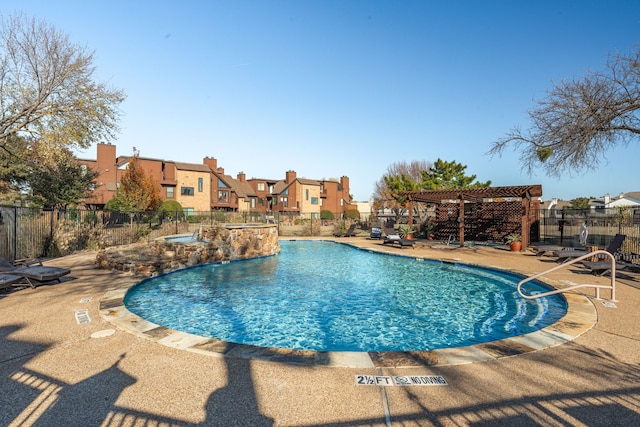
580 261 627 276
370 224 382 239
532 244 581 257
333 224 357 237
0 273 24 289
381 228 415 248
0 257 70 289
582 260 640 277
383 238 415 248
553 234 626 264
344 224 357 237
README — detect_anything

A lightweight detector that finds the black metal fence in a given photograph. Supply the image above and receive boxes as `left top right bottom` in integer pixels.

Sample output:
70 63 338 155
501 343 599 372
536 207 640 258
2 205 638 262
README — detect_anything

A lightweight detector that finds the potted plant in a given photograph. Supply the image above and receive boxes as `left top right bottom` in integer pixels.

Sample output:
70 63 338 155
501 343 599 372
398 224 414 240
505 233 522 252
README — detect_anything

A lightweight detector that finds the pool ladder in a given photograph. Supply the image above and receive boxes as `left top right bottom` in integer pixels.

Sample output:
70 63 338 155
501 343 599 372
517 250 617 302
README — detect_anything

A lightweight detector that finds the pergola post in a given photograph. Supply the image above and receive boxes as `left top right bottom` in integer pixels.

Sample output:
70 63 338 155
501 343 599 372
521 197 530 251
458 197 465 247
408 196 414 225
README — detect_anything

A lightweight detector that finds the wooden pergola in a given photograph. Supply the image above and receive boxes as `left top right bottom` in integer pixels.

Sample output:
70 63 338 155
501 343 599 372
403 185 543 250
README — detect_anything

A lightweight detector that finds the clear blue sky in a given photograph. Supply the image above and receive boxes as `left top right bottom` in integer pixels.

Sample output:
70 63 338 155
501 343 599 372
4 1 640 201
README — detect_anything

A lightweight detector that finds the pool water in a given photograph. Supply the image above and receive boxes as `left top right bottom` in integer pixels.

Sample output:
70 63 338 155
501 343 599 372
165 234 199 243
125 240 567 352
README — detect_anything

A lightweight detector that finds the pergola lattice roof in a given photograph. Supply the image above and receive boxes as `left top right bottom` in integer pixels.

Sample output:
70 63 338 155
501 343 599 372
402 185 543 204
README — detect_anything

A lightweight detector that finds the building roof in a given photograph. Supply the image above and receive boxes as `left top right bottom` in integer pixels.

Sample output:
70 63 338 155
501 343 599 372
297 178 321 186
174 162 212 173
223 175 257 198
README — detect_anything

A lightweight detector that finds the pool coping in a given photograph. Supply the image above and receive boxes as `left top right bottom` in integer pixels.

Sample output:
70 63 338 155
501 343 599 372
98 242 598 368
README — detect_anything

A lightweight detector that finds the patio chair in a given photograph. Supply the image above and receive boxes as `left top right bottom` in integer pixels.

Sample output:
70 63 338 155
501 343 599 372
553 234 626 264
0 256 71 289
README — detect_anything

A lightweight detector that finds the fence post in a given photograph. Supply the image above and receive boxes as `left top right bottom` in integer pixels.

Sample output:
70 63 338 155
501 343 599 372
13 206 17 259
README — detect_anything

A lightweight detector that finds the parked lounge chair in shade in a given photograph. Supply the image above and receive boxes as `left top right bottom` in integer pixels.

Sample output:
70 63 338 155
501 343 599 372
0 257 70 289
580 261 627 276
581 260 640 277
552 234 626 264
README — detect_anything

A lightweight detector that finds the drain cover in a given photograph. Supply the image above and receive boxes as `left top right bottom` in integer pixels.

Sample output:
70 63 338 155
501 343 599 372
74 309 91 324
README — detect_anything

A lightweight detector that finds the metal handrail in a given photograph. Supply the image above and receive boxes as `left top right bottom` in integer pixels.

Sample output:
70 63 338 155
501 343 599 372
517 250 617 301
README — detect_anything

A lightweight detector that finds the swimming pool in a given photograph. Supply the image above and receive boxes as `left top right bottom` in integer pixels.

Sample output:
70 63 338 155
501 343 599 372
124 240 567 352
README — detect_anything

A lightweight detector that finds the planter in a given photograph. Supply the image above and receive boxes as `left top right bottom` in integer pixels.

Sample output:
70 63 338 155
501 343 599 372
509 241 522 252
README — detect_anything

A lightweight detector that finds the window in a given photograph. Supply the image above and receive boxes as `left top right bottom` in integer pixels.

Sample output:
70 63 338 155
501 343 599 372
257 182 265 191
198 178 203 192
268 184 275 193
282 188 288 195
166 186 175 198
311 197 319 205
181 187 194 196
280 196 288 207
250 198 256 208
183 208 194 217
306 189 309 201
218 179 228 188
218 190 229 202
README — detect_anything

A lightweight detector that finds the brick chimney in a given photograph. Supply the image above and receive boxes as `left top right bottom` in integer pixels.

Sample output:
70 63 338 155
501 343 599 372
97 143 116 170
285 170 297 184
203 157 217 171
237 171 246 183
340 176 350 194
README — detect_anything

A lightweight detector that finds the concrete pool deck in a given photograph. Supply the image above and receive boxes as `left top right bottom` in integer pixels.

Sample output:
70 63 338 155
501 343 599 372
1 237 639 425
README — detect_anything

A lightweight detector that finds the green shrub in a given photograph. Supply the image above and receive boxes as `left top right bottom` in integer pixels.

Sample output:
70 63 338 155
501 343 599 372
345 209 360 220
159 200 184 220
320 210 334 220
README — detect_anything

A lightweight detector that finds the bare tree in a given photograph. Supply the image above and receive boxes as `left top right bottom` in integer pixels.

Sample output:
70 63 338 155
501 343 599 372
372 160 432 223
0 13 125 159
489 47 640 177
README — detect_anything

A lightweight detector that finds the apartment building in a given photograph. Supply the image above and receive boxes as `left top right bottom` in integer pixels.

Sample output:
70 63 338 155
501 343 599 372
247 172 355 218
173 162 212 213
78 143 355 217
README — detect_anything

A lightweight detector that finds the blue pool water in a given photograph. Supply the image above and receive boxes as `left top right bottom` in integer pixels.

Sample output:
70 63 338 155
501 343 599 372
125 240 567 352
165 234 199 243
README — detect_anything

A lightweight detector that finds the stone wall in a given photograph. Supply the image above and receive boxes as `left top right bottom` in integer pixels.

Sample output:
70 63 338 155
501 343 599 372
96 224 280 276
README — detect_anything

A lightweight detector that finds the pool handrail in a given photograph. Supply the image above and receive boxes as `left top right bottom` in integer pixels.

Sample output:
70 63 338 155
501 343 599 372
517 250 617 302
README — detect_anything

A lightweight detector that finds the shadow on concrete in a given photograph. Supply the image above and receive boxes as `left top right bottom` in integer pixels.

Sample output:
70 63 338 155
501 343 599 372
0 323 275 426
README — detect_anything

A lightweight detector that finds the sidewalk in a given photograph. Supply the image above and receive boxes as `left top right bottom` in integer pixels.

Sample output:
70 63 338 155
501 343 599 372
1 240 639 426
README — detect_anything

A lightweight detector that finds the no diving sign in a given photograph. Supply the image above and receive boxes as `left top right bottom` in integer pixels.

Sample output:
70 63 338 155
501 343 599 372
355 375 447 386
